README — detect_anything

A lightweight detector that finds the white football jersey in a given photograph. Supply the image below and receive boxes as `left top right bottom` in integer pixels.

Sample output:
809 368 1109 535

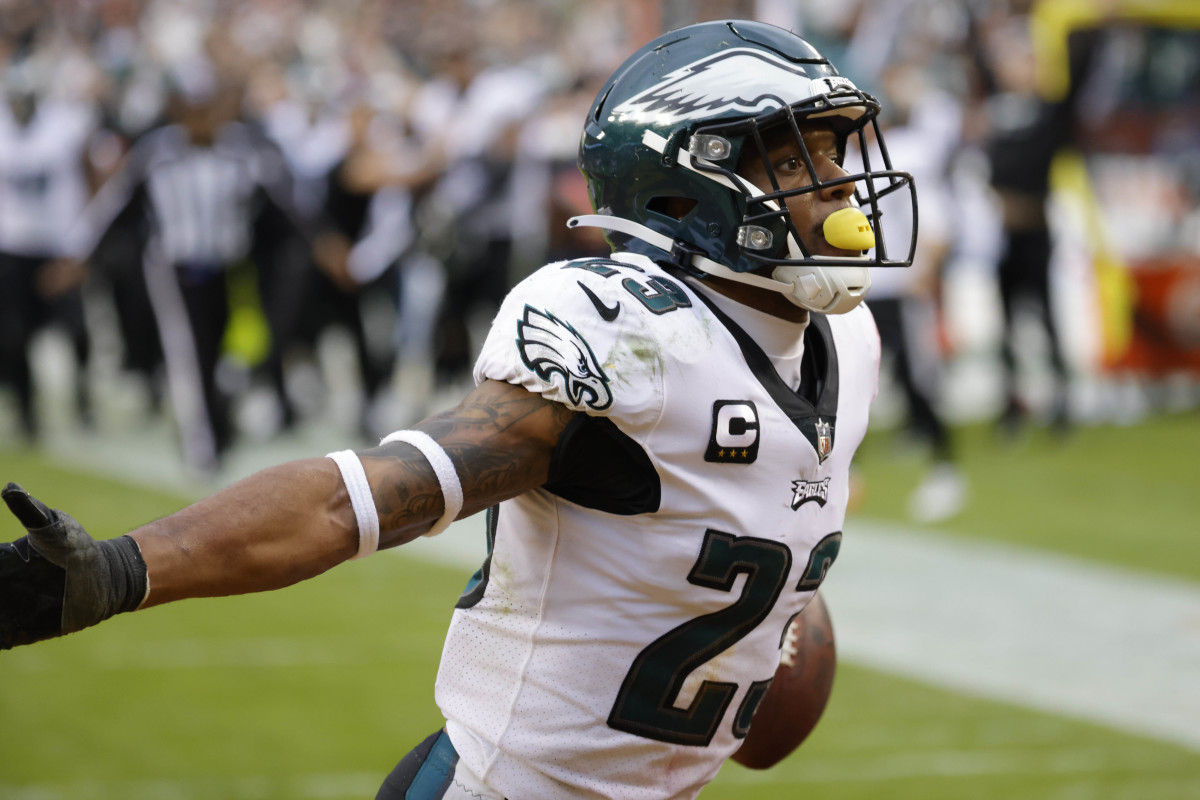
0 101 95 258
438 252 879 799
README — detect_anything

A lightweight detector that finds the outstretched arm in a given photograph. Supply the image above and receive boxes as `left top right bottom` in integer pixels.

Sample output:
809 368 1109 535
135 379 574 606
1 379 576 642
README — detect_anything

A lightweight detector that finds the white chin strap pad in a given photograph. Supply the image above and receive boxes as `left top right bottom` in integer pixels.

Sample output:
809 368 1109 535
772 264 870 315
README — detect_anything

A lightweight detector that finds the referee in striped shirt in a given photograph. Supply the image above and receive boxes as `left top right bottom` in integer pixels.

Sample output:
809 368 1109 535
67 78 305 474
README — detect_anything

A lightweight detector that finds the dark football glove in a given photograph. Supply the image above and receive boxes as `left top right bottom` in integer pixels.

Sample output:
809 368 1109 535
0 483 147 650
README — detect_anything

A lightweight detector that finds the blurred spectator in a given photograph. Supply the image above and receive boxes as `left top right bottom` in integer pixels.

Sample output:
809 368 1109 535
0 63 97 440
300 100 414 439
65 75 305 474
406 17 549 388
508 67 612 275
969 5 1105 437
866 59 968 522
253 66 352 432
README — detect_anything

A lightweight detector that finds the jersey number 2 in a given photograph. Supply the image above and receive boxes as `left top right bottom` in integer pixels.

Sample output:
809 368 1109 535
606 530 793 747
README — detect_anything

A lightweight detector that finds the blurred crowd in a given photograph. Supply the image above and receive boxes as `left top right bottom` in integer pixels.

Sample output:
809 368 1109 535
0 0 627 473
0 0 1196 485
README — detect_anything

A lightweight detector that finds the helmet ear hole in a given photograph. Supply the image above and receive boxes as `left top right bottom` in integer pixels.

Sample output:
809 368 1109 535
646 196 698 222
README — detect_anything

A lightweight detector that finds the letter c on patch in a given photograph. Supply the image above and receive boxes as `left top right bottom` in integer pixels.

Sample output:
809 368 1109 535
716 403 758 447
705 400 759 463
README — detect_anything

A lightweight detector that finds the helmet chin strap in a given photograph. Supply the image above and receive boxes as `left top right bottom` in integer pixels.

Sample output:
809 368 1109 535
566 214 798 297
567 213 869 314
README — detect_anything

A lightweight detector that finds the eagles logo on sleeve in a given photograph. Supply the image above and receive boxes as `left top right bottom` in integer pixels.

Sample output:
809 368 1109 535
516 305 613 411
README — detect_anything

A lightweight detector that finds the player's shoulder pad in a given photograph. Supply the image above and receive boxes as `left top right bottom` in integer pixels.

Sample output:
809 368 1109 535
475 253 699 417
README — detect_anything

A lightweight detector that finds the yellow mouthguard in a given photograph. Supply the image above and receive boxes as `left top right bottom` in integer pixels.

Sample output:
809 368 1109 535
822 207 875 251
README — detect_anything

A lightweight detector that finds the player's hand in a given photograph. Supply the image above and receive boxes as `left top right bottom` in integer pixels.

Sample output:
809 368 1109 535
0 483 147 650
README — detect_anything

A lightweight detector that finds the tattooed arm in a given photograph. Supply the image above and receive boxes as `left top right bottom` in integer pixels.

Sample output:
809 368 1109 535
131 380 576 607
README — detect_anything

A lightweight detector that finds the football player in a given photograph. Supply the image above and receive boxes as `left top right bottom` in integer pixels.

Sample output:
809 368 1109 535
0 20 914 800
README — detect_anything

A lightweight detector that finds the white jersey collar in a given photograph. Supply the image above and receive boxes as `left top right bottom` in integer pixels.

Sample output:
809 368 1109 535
680 274 809 390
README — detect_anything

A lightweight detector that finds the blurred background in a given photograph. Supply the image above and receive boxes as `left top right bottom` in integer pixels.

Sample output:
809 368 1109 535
0 1 1197 798
0 0 1196 472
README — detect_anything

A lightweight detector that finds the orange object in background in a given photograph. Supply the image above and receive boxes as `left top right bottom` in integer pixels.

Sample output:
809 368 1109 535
1110 257 1200 376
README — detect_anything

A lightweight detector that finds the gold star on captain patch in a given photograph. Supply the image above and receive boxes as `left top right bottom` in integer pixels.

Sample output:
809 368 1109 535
741 449 748 458
718 450 725 458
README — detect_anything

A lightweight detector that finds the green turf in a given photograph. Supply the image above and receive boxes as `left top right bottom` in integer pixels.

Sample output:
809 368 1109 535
2 552 1197 799
3 549 1197 800
0 449 193 542
710 664 1200 799
2 417 1198 798
852 412 1200 582
0 550 457 797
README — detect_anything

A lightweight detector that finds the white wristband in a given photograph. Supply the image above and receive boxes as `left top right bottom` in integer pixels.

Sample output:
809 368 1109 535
326 450 380 559
379 430 463 537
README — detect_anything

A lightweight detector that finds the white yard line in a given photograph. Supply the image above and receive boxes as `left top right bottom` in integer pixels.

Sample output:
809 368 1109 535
824 522 1200 753
723 745 1159 784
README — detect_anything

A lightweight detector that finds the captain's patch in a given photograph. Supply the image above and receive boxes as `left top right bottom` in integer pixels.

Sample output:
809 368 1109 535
705 400 759 463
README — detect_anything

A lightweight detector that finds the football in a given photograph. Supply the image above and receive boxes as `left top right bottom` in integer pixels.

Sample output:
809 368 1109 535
731 591 837 769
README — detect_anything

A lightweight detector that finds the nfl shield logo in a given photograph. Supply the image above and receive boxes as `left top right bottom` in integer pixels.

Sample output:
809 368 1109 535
815 419 833 463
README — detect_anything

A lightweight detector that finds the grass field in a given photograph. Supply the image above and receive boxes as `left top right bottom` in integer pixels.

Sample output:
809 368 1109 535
1 412 1198 799
853 415 1200 582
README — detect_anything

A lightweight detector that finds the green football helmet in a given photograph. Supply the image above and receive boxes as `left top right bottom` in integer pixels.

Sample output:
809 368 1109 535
574 20 916 314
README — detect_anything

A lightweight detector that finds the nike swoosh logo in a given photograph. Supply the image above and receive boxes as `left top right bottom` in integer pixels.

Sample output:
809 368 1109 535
577 281 620 322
